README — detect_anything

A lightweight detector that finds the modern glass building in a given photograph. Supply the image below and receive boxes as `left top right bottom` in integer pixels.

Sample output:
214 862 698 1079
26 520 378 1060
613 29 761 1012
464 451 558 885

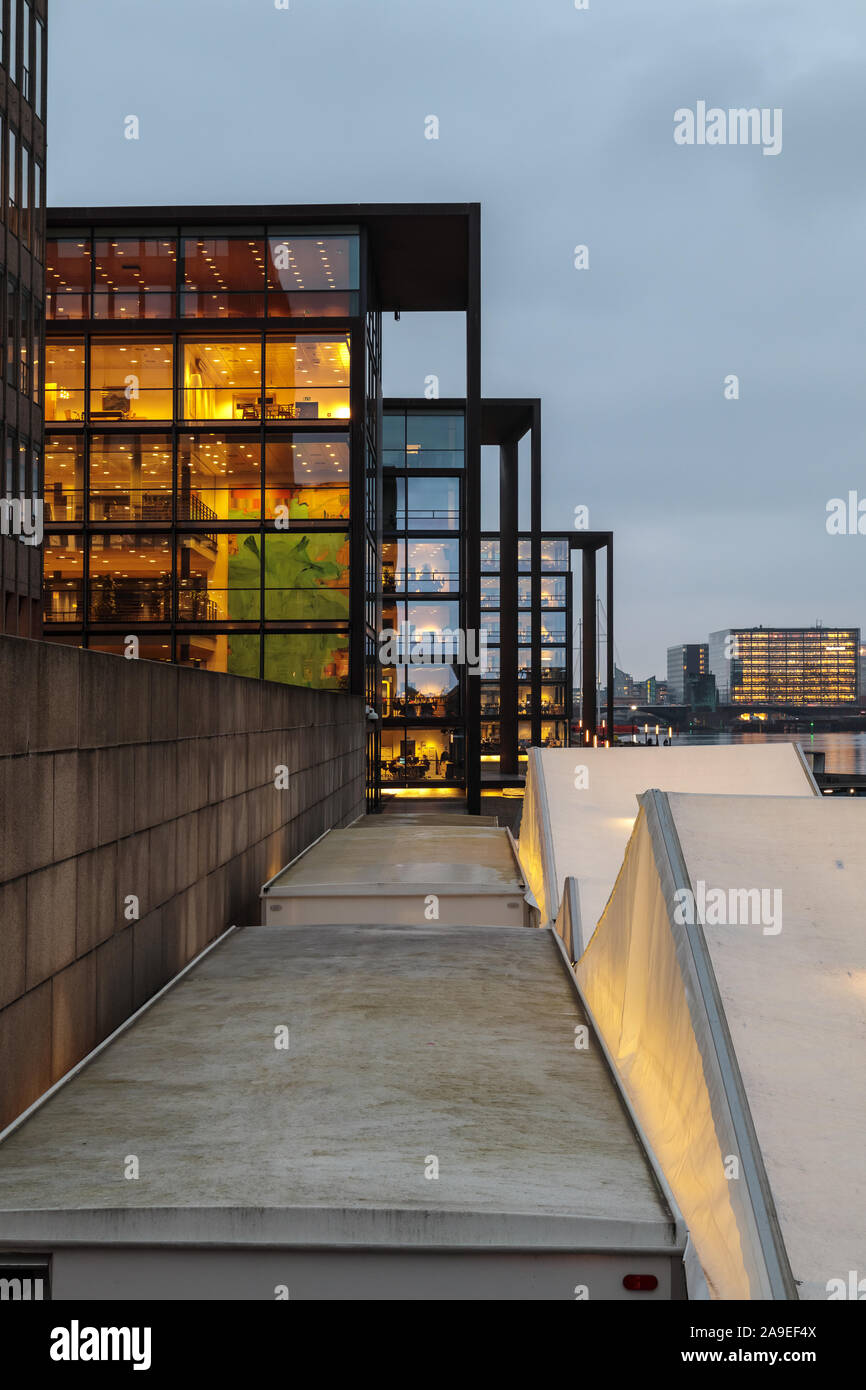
708 627 859 706
0 0 46 636
43 203 614 809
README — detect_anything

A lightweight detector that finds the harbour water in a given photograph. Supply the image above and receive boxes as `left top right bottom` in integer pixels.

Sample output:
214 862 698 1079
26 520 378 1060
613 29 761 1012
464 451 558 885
670 729 866 775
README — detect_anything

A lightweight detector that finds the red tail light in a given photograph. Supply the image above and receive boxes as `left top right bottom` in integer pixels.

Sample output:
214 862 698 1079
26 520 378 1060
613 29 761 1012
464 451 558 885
623 1274 658 1292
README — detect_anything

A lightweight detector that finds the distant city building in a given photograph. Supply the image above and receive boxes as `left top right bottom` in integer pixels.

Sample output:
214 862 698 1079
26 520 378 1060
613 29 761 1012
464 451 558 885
709 627 859 706
860 644 866 705
666 643 708 703
684 672 717 710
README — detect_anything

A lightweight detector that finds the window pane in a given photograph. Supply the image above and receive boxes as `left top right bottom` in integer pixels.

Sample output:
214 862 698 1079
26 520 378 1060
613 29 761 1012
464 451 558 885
182 237 265 317
265 334 350 422
47 237 92 320
382 412 405 452
264 433 349 521
90 339 173 421
540 575 567 607
404 539 458 593
380 728 463 783
263 532 350 620
405 665 461 719
405 475 459 530
89 637 172 662
178 532 261 622
93 237 177 319
182 338 261 420
264 633 349 690
405 413 464 468
176 633 260 678
541 538 569 570
45 435 85 523
540 611 567 641
267 233 359 316
481 539 499 572
45 338 86 419
178 432 261 522
481 577 499 609
89 533 173 623
43 533 84 623
89 434 173 522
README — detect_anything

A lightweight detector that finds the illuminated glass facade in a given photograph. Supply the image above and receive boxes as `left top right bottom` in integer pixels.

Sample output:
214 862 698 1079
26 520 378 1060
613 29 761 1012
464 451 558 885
380 408 466 786
43 219 369 699
709 628 859 706
0 0 46 636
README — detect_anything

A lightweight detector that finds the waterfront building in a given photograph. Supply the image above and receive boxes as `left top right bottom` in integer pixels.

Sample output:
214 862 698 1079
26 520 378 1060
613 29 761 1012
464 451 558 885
709 627 859 706
44 203 615 810
666 643 708 703
0 0 46 635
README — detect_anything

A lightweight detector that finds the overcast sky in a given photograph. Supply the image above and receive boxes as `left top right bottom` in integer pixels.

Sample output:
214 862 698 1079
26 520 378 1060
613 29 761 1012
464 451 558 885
49 0 866 676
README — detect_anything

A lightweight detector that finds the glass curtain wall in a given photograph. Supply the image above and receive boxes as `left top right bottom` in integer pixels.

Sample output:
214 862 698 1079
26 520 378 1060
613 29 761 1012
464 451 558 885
43 224 361 690
380 410 465 786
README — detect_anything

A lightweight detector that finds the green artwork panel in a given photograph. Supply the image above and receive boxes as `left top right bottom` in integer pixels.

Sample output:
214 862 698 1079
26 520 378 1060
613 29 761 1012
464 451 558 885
264 532 349 620
226 633 260 680
264 634 348 690
226 534 263 621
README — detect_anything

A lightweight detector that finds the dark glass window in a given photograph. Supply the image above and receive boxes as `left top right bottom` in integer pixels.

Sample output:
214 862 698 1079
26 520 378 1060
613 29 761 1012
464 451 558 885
405 413 464 468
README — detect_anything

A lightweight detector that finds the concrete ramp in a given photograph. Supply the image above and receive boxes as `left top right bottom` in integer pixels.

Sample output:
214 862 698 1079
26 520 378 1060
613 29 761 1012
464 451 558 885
520 743 818 948
575 791 866 1301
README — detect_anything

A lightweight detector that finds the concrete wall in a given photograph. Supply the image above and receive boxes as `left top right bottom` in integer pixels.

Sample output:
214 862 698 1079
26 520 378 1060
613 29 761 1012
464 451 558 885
0 635 365 1130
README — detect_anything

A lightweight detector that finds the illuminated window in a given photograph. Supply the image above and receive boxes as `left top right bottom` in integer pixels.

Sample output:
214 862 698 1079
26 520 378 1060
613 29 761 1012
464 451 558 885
264 433 349 522
265 334 351 422
46 238 93 320
89 435 173 523
43 534 84 623
45 435 85 523
44 338 86 420
177 532 261 623
89 533 172 623
178 433 261 521
90 339 173 421
182 338 261 421
182 238 265 317
267 234 359 317
93 237 177 319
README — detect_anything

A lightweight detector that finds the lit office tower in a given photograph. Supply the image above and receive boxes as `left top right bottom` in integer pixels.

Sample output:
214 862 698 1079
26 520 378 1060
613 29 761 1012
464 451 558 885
0 0 46 635
666 643 707 703
709 627 859 706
